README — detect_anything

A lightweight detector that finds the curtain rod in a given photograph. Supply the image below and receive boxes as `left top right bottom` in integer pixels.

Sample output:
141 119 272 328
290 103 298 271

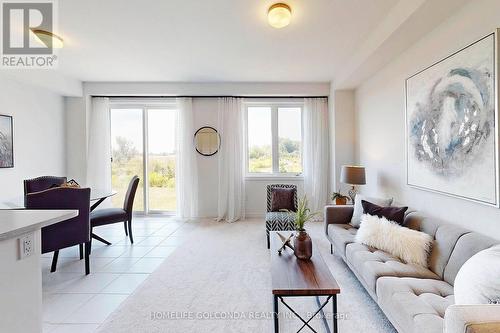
91 95 329 99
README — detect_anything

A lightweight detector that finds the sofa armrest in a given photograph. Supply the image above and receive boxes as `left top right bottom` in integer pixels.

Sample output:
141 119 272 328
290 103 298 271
324 205 354 236
444 304 500 333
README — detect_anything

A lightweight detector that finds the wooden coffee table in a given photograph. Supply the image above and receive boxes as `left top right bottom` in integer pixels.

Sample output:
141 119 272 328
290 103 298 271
270 231 340 333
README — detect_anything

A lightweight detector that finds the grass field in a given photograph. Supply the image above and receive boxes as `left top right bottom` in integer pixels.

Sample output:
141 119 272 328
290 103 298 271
111 154 176 212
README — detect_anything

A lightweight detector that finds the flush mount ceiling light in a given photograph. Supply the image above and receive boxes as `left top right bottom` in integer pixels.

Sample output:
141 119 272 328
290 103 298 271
31 29 64 48
268 3 292 29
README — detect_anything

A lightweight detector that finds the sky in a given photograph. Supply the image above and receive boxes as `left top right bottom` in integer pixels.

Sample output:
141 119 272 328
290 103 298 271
248 106 301 147
110 106 302 156
110 108 176 155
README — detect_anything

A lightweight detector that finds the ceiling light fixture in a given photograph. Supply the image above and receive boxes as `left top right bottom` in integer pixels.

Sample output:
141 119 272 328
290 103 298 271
268 3 292 29
31 29 64 48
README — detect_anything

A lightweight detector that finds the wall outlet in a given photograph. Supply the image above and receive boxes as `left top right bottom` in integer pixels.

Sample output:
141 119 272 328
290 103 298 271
19 233 34 260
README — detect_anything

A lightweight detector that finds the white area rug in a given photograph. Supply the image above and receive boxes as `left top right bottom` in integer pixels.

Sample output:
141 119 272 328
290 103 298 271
98 219 396 332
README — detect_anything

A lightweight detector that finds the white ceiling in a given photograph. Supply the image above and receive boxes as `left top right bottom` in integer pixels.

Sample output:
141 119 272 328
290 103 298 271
56 0 398 82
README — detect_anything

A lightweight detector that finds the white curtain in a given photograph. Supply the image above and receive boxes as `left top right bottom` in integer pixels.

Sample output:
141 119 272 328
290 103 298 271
303 98 329 215
217 97 245 223
87 97 112 192
176 98 199 218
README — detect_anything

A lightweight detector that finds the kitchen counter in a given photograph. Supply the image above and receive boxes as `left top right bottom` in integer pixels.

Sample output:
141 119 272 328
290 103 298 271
0 209 78 240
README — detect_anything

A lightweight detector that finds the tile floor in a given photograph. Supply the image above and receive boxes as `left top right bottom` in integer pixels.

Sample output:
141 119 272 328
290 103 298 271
41 216 198 333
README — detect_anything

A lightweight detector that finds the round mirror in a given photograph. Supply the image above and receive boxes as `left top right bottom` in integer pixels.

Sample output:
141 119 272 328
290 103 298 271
194 126 220 156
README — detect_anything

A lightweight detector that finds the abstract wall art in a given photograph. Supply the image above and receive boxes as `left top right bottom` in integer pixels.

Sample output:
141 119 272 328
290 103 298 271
0 115 13 168
406 32 498 206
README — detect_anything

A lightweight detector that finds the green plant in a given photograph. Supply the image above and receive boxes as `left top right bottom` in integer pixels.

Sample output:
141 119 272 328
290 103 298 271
287 195 318 231
331 190 349 201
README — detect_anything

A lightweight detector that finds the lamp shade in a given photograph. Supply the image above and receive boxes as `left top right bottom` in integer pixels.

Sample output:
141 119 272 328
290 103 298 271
340 166 366 185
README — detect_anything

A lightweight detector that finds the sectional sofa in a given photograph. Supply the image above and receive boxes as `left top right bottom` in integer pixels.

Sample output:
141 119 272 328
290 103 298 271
324 205 500 333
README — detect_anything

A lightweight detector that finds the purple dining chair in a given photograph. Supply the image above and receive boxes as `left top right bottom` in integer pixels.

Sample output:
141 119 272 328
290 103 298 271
25 187 92 275
90 176 139 246
23 176 67 201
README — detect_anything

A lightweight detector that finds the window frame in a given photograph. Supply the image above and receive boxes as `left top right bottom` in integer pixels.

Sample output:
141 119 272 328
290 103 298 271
245 100 304 179
109 99 178 215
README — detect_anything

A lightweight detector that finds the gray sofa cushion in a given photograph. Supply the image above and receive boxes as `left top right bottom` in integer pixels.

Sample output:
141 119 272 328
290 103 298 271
327 224 357 259
443 232 498 286
346 243 440 295
377 277 454 333
403 213 469 278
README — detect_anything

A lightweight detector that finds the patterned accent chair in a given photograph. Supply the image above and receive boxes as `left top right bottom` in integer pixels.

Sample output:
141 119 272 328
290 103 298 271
265 184 297 248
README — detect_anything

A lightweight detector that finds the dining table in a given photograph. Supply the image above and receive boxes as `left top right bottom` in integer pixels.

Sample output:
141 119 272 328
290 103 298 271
89 189 118 211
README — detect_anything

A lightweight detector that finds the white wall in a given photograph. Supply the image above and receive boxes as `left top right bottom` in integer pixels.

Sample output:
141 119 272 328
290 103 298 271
354 0 500 239
331 89 355 194
0 74 66 202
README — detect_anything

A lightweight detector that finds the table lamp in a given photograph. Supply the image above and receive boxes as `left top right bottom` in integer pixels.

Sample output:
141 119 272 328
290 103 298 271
340 165 366 203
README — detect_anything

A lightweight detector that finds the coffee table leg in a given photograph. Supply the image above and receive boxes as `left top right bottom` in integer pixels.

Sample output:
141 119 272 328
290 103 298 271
332 295 338 333
273 295 279 333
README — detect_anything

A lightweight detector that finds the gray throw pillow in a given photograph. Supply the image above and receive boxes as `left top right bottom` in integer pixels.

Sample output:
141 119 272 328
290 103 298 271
350 194 393 227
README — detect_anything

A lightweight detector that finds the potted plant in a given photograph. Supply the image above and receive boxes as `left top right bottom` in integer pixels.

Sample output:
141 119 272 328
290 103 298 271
291 196 318 260
331 191 349 205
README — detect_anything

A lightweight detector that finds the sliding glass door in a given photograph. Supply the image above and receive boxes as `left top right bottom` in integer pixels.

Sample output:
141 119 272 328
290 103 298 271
110 101 177 214
110 108 144 211
147 109 176 212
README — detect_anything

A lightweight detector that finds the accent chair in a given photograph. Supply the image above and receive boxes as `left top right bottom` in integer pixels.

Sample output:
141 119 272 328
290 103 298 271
265 184 298 249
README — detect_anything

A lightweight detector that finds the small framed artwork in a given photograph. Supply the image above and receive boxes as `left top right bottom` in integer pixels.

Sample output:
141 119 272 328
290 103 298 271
0 115 13 168
406 30 499 206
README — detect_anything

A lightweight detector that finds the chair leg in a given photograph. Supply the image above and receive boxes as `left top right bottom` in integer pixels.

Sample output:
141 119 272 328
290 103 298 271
266 232 270 249
124 221 128 236
128 219 134 243
50 250 59 273
92 233 112 245
84 242 90 275
79 244 84 260
330 244 333 255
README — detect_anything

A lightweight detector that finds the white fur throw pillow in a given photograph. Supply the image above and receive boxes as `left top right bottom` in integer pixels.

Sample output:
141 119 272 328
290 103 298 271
454 245 500 305
355 214 433 267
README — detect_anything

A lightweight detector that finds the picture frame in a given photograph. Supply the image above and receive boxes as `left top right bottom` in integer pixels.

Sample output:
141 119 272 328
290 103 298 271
405 30 499 207
0 114 14 168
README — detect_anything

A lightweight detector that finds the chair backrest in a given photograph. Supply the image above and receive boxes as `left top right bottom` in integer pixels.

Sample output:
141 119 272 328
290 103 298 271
266 184 298 212
123 176 140 215
25 187 91 254
24 175 67 201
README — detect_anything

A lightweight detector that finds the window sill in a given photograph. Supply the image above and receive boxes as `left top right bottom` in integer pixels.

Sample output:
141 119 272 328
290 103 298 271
245 174 304 181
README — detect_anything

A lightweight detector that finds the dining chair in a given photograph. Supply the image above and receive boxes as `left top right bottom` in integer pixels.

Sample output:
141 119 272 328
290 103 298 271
90 176 139 246
23 176 67 202
25 187 92 275
23 176 90 259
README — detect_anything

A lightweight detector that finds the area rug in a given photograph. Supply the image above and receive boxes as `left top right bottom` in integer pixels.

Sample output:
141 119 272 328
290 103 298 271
98 219 396 332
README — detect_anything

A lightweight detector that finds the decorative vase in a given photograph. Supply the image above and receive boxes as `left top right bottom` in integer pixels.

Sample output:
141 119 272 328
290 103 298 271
294 230 312 260
335 197 347 205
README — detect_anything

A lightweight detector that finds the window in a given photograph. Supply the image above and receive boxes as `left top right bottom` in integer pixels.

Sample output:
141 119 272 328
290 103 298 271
110 100 177 214
246 103 302 176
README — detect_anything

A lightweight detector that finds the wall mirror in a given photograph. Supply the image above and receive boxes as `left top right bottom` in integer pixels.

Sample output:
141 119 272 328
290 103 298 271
194 126 220 156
